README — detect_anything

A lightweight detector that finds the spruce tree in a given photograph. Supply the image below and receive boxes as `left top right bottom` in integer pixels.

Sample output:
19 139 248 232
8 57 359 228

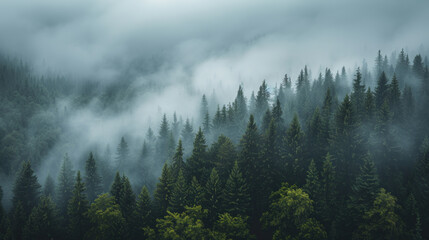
23 196 60 240
85 152 102 202
223 161 250 216
13 161 41 217
169 170 188 213
67 171 89 240
119 175 136 225
351 68 366 120
57 153 75 215
171 139 185 179
375 72 389 109
181 118 194 154
116 137 129 171
157 114 170 162
284 114 305 185
203 168 223 226
210 135 236 182
135 186 152 235
110 172 122 203
154 163 174 216
186 128 208 183
320 153 336 230
43 175 55 198
415 137 429 238
389 73 402 121
188 176 204 206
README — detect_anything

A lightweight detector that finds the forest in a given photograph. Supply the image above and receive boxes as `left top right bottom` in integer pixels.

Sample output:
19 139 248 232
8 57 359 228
0 48 428 240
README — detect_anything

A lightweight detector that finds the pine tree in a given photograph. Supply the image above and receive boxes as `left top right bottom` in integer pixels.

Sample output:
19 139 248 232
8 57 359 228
261 109 272 134
157 114 170 162
13 161 41 217
364 87 376 123
272 98 284 129
116 136 129 171
186 128 208 183
203 168 223 226
348 155 380 232
154 163 174 216
320 153 336 230
85 152 102 202
351 68 366 121
171 139 185 179
169 170 188 213
413 54 425 79
110 172 122 203
67 171 89 240
23 196 60 240
200 94 209 124
389 73 402 121
188 176 203 206
181 118 194 154
415 137 429 238
119 175 136 224
239 115 261 217
43 175 55 198
261 120 281 202
284 114 305 185
306 108 328 168
57 153 75 215
375 72 389 109
210 135 236 182
233 85 248 128
223 161 250 216
135 186 152 235
255 80 270 125
304 160 321 203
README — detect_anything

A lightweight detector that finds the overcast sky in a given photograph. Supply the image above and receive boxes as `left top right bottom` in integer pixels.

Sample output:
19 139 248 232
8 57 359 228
1 0 428 95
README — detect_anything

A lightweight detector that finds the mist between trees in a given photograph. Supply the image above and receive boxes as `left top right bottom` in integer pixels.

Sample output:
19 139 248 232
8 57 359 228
0 48 429 239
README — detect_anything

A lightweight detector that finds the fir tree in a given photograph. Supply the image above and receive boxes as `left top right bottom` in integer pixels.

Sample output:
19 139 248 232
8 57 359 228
43 175 55 198
13 161 41 217
116 136 129 171
169 170 188 213
154 163 174 216
375 72 389 109
188 176 203 206
67 171 89 240
85 152 102 202
284 114 305 185
210 135 236 182
320 153 336 230
203 168 223 226
135 186 152 235
186 128 208 183
57 153 75 215
110 172 122 203
157 114 170 162
181 118 194 154
351 68 366 120
223 161 250 216
23 196 60 240
171 139 185 179
119 175 136 226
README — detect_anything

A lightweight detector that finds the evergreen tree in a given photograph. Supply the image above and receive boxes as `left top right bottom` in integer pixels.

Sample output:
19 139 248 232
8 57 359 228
413 54 425 79
119 175 136 226
187 176 203 206
67 171 89 240
23 196 60 240
375 72 389 109
116 136 129 171
272 98 284 129
154 163 174 216
186 128 208 183
171 139 185 179
157 114 170 162
255 80 270 125
169 170 188 213
43 175 55 198
389 73 402 121
181 118 194 155
306 108 328 168
364 87 376 123
284 114 305 185
239 115 262 217
414 137 429 238
13 161 41 217
135 186 152 234
200 94 209 125
261 120 281 201
233 85 248 129
203 168 223 226
110 172 122 203
320 153 336 231
304 160 322 214
261 109 272 133
223 161 250 216
85 152 102 202
57 153 75 215
351 68 366 120
210 135 236 182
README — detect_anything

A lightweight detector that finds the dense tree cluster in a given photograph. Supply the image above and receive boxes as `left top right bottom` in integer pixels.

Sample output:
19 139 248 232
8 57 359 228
1 49 429 239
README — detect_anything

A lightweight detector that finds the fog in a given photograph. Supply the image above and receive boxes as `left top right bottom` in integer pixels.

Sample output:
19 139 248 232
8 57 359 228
1 0 429 207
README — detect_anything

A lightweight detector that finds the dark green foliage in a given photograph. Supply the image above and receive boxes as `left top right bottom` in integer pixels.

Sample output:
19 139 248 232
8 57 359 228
181 118 194 154
135 186 153 233
85 152 102 202
351 68 366 120
119 175 136 226
284 114 305 185
203 168 223 226
157 114 170 162
23 196 60 240
110 172 122 203
169 170 188 213
209 135 236 182
223 161 250 216
57 153 75 215
414 137 429 238
43 175 55 198
13 161 41 217
375 72 389 108
186 128 208 183
171 139 185 179
214 213 254 240
154 163 174 215
67 171 89 240
188 176 203 206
